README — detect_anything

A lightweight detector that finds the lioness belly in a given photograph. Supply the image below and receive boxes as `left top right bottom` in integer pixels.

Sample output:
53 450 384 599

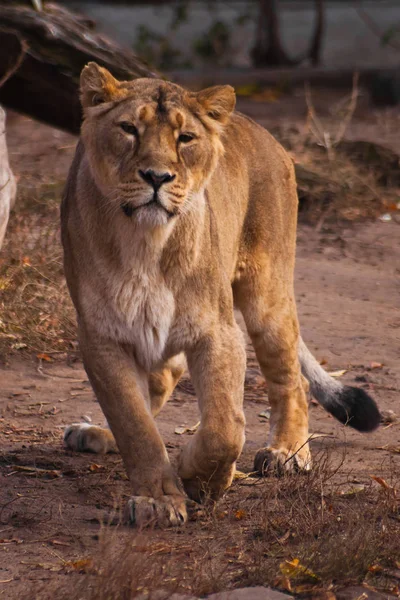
81 273 175 371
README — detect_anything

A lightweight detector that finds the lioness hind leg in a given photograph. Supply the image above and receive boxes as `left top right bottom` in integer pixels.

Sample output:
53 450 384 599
64 423 117 453
64 354 186 454
149 353 186 416
235 283 311 475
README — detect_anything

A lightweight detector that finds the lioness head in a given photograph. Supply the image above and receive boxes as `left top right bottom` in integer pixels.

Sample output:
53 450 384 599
80 62 235 226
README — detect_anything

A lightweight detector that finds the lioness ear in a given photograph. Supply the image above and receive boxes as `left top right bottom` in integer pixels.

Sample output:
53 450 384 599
80 62 121 108
196 85 236 123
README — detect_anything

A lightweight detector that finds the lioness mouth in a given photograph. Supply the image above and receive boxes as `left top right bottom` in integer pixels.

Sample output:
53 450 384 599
121 198 175 218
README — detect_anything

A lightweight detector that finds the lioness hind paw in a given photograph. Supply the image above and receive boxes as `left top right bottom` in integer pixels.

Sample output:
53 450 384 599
64 423 114 454
124 495 187 528
254 447 312 477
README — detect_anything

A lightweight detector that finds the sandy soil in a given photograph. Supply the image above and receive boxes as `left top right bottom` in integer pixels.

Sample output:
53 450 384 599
0 95 399 598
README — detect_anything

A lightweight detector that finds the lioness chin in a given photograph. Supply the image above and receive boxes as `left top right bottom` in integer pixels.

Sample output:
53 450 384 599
61 63 380 528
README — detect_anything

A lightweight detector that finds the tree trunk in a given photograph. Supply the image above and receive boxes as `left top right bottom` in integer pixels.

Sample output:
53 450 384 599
0 3 157 134
308 0 325 66
251 0 295 67
0 106 16 250
251 0 325 68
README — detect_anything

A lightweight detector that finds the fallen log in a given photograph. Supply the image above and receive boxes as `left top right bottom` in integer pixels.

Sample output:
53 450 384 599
0 2 157 134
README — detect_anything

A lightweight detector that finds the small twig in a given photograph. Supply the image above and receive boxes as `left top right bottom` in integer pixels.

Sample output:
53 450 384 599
305 73 359 159
0 35 28 89
305 83 330 151
315 203 334 233
36 361 83 382
282 432 334 469
334 72 359 145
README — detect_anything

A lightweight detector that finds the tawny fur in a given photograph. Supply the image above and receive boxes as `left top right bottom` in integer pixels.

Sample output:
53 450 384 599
62 63 379 527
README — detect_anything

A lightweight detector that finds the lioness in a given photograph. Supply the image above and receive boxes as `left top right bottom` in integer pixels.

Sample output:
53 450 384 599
61 63 380 527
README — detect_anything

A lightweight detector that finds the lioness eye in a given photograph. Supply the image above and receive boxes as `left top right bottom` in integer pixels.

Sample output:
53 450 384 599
178 133 194 144
120 122 138 136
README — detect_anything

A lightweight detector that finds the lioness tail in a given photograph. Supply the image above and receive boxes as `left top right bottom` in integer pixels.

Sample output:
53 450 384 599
298 338 380 432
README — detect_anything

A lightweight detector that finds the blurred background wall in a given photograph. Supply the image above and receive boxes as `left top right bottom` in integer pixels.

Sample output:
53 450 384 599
68 1 400 69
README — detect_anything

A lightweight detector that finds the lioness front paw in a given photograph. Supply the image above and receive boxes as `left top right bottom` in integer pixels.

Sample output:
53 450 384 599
178 429 240 502
124 495 187 528
64 423 116 454
254 446 312 476
180 466 235 503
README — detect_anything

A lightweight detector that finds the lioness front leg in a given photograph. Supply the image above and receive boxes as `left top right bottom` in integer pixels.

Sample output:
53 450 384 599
239 293 311 475
65 354 186 454
178 323 246 502
68 330 187 527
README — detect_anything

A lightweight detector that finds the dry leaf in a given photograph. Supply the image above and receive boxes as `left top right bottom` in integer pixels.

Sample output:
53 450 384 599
37 562 62 572
339 485 366 497
368 564 383 573
88 464 104 472
328 369 347 378
280 558 320 581
233 470 256 480
36 353 53 362
370 361 383 369
0 278 9 292
278 531 291 544
273 575 292 592
380 410 397 425
225 545 240 557
174 426 187 435
174 421 200 435
64 558 93 573
370 475 393 490
12 342 27 350
234 509 247 520
258 409 271 420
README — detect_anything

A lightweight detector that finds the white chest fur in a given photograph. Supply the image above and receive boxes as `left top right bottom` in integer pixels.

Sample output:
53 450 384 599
81 233 175 372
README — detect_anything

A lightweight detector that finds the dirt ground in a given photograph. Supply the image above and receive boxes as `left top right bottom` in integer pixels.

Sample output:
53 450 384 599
0 88 400 598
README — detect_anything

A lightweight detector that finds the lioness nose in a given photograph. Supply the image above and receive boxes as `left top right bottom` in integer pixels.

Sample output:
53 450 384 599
139 169 175 190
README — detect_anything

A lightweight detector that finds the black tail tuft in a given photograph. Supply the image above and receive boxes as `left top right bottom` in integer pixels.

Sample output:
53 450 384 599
328 386 381 432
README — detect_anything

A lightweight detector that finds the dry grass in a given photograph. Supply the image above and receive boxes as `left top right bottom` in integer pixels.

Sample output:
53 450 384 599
28 450 400 599
273 124 400 227
0 176 76 361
